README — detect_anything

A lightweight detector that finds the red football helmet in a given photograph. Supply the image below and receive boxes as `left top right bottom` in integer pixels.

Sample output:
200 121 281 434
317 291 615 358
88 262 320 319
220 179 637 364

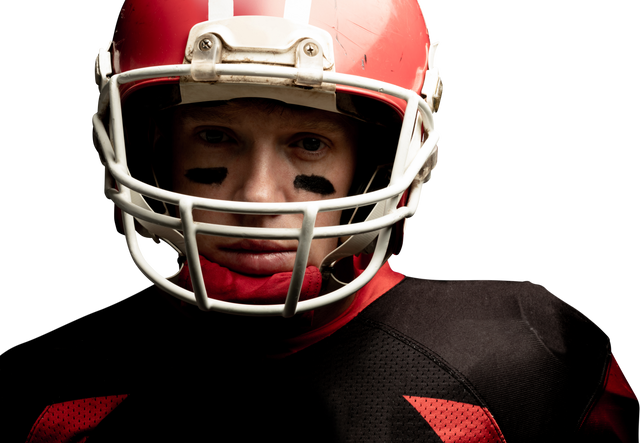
93 0 441 316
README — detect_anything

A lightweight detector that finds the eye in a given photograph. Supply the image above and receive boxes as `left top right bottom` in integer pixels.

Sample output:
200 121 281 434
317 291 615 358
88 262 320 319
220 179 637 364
198 130 230 144
294 137 327 152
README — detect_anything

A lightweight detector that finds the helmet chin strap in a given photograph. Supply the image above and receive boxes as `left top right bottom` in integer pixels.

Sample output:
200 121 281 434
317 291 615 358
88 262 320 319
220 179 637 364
129 189 187 254
319 166 391 287
320 202 385 273
319 204 388 295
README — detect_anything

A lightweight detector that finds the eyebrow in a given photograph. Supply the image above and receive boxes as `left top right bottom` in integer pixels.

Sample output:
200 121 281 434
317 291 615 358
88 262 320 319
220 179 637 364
175 104 236 124
291 119 352 135
176 105 355 135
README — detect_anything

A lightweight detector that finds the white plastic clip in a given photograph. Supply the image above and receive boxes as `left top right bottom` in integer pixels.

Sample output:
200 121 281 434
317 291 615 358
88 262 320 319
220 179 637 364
191 33 223 81
417 145 438 182
295 38 324 86
421 42 443 112
95 48 113 91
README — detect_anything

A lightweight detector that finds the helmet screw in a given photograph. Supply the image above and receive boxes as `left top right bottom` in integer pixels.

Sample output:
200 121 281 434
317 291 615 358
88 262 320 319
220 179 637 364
199 38 213 51
303 42 319 57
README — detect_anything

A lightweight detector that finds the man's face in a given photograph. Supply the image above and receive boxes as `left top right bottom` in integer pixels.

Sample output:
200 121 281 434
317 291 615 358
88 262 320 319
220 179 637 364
170 99 358 276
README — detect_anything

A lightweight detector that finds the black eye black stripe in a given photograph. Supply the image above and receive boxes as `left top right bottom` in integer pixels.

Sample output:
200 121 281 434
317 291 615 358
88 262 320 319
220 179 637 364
184 169 335 196
185 167 228 185
294 175 336 196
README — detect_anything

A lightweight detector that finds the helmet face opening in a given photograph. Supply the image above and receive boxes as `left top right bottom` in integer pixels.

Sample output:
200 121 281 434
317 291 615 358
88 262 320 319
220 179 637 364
94 0 440 317
122 86 402 215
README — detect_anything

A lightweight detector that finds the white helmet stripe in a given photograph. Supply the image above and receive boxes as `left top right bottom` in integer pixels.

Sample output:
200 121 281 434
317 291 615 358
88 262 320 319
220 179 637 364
208 0 234 21
283 0 312 24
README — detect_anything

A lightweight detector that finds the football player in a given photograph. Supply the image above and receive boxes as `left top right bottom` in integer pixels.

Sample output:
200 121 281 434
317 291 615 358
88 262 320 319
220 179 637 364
1 0 637 441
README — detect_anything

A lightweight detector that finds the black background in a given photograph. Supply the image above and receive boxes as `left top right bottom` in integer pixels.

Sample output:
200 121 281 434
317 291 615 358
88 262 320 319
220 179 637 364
12 2 640 440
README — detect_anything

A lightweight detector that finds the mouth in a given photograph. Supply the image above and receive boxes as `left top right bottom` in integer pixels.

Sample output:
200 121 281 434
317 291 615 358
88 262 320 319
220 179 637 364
215 240 298 275
221 240 297 254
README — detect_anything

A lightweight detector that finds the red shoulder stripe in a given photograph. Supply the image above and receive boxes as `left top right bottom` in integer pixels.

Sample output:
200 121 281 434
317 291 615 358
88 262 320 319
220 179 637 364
26 395 128 443
578 355 639 442
404 396 506 442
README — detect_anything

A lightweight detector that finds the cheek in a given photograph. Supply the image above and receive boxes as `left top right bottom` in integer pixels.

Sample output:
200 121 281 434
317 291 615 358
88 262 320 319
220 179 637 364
307 237 339 268
307 216 340 267
327 151 357 198
316 208 342 227
308 203 345 265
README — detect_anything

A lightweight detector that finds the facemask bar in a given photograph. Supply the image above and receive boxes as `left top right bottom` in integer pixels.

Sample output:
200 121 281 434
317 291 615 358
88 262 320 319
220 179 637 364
93 63 438 317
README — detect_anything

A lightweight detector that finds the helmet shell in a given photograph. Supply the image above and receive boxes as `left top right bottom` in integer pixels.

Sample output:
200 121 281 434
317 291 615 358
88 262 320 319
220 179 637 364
111 0 430 108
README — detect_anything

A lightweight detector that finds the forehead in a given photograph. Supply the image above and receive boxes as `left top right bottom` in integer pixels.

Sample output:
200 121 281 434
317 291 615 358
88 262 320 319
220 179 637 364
171 98 360 135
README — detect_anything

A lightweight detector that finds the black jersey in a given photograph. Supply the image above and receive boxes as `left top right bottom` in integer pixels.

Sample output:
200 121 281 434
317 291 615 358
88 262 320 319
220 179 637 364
1 277 638 442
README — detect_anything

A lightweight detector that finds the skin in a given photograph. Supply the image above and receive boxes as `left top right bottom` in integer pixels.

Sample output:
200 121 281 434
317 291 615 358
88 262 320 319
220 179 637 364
170 99 359 277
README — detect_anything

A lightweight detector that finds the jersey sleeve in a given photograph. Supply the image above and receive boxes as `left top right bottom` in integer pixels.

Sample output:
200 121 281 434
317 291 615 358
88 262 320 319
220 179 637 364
577 355 639 442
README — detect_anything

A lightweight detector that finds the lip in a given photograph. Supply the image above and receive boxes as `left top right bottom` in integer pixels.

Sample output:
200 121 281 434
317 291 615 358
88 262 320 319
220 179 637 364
222 239 297 253
214 240 298 275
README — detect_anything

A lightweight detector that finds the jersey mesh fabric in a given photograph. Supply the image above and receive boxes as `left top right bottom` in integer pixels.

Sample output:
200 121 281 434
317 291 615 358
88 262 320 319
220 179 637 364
35 303 507 442
296 316 505 441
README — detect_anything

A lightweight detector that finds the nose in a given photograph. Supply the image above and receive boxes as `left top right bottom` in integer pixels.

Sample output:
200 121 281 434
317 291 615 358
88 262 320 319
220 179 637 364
231 140 289 204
